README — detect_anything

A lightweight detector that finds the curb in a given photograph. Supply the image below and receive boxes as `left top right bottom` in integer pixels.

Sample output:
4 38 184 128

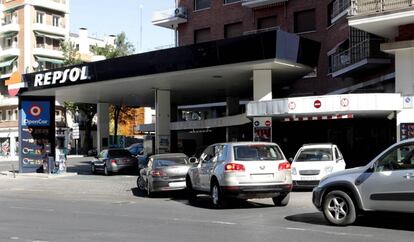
0 171 78 179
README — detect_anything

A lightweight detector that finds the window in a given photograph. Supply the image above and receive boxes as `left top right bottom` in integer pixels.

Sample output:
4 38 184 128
36 11 45 24
0 111 3 121
13 109 18 121
224 22 243 39
257 15 278 30
52 15 60 27
294 9 316 33
194 28 210 43
36 36 45 48
6 110 12 121
194 0 211 10
53 39 61 50
224 0 240 4
234 145 284 161
328 0 350 25
375 143 414 171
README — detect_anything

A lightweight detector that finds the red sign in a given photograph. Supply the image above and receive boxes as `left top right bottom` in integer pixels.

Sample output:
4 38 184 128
288 102 296 110
265 120 272 127
314 100 321 109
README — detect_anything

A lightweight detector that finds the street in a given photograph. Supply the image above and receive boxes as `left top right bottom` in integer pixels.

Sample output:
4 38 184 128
0 158 413 242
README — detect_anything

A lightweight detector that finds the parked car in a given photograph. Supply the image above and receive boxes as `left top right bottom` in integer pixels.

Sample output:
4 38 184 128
291 143 346 188
91 148 138 175
137 153 191 196
186 142 292 208
313 138 414 226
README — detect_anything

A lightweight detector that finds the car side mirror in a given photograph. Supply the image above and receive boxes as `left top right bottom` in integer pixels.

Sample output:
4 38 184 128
189 157 198 164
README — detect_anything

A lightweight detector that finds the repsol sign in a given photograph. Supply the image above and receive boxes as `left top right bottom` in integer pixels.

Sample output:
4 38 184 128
34 66 89 87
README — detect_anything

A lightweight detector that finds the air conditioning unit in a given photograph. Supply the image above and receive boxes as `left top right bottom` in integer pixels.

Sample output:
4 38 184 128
174 7 187 18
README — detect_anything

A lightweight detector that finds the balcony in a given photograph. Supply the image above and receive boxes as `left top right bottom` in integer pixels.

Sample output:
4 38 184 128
330 38 391 77
31 0 67 13
33 23 68 36
242 0 288 8
33 47 64 59
0 19 19 35
330 0 350 24
152 7 187 29
349 0 414 38
0 45 19 59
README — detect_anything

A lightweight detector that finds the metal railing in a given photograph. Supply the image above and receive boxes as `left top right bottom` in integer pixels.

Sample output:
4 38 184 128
351 0 414 15
331 38 388 73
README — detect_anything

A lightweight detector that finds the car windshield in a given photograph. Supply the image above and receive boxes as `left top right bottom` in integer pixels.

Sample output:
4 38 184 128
108 149 132 157
154 157 188 167
127 144 143 155
233 145 284 161
295 148 333 162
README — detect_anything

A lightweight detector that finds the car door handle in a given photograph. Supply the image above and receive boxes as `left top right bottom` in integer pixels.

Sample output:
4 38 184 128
403 173 414 179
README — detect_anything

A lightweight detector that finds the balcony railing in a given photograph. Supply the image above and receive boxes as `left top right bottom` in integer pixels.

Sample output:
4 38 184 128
243 26 280 35
350 0 414 15
152 7 188 29
331 38 388 73
331 0 350 20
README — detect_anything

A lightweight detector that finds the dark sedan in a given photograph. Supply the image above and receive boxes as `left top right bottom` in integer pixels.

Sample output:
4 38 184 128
137 153 191 196
91 149 138 175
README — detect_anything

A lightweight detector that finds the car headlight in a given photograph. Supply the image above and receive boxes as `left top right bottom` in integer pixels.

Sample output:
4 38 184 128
291 167 297 175
324 166 333 173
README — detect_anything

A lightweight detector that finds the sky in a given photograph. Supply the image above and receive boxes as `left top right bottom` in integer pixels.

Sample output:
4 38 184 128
69 0 176 53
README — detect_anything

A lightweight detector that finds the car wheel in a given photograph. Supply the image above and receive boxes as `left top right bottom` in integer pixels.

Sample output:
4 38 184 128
137 176 146 191
323 190 356 226
186 177 197 203
91 164 96 174
211 182 226 209
104 165 111 176
272 193 290 207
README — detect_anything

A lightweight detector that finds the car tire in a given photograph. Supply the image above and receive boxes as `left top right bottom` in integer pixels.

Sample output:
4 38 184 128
137 176 146 191
272 193 290 207
104 165 111 176
211 182 226 209
91 164 96 174
323 190 357 226
186 177 197 203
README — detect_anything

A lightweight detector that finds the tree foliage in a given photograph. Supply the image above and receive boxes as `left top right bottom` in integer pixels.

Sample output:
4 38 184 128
60 41 83 66
91 32 135 58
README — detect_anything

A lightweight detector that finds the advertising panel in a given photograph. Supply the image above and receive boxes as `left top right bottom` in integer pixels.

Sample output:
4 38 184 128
19 97 55 173
400 123 414 141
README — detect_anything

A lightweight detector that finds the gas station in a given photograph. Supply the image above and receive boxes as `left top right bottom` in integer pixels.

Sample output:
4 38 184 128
5 29 413 173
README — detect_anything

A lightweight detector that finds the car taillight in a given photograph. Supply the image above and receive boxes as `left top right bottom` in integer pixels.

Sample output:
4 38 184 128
111 159 117 165
225 163 245 172
278 161 291 171
151 170 166 177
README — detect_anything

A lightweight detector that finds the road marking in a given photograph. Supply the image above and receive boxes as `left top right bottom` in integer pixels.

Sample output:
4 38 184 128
10 206 55 212
10 237 19 240
173 217 236 225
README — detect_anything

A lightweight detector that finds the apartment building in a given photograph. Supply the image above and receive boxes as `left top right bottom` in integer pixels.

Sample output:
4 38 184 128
152 0 398 165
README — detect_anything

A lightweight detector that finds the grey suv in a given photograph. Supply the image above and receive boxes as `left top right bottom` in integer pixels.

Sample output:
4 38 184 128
313 138 414 226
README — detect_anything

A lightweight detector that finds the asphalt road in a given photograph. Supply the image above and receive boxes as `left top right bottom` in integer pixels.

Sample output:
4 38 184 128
0 158 413 242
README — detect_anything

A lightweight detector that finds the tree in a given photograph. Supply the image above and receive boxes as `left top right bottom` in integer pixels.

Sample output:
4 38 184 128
60 41 83 65
109 104 136 146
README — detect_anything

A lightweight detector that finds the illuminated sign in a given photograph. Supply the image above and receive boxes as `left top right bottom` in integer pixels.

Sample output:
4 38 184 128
21 101 50 126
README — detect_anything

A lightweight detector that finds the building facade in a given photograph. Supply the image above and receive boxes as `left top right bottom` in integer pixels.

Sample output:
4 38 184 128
151 0 401 165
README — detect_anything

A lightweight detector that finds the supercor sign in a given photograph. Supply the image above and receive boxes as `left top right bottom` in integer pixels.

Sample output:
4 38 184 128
21 101 50 126
34 66 89 87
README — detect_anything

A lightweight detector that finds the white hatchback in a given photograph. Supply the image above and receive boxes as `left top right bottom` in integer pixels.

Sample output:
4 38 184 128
291 144 346 188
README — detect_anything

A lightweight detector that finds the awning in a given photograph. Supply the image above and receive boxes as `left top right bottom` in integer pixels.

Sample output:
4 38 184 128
35 56 64 64
0 57 17 68
0 32 18 38
34 31 65 40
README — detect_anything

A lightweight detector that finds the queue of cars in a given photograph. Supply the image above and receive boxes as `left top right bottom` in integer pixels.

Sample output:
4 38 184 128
89 139 414 226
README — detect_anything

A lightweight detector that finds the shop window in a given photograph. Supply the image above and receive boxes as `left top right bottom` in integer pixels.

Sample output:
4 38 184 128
224 0 240 4
36 11 45 24
224 22 243 39
257 15 278 30
194 0 211 10
294 9 316 33
194 27 210 43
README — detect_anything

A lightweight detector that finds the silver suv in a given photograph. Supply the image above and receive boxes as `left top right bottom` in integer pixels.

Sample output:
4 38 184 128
186 142 292 208
313 139 414 225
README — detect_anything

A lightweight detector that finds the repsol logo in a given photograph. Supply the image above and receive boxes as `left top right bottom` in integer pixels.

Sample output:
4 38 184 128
34 66 89 87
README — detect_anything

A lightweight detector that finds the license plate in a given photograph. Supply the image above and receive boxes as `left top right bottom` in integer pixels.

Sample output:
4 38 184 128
251 174 274 180
169 181 186 188
300 176 317 181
